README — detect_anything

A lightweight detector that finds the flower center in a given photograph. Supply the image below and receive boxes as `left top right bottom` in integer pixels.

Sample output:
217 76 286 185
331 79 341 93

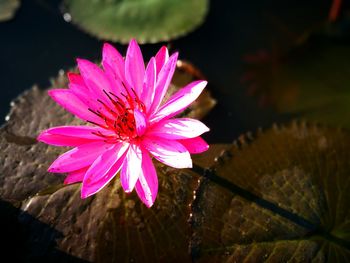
88 84 145 143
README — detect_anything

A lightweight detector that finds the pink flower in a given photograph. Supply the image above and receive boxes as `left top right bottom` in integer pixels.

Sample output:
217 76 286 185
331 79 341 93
37 40 209 207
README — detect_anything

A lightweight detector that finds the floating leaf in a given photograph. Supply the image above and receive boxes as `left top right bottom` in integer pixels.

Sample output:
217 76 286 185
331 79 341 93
242 37 350 128
63 0 209 44
191 122 350 262
0 0 20 22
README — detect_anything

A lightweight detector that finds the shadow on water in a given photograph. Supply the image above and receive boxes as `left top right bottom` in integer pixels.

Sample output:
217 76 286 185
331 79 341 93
0 199 88 263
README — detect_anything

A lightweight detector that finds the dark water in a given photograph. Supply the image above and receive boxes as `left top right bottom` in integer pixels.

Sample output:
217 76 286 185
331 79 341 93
0 0 332 143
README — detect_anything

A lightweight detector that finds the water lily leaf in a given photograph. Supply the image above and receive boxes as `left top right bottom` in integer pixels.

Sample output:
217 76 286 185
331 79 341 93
242 37 350 128
0 71 84 202
63 0 209 44
190 122 350 262
0 0 20 22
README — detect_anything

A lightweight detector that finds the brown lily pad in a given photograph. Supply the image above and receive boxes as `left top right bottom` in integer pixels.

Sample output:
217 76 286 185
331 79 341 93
191 122 350 262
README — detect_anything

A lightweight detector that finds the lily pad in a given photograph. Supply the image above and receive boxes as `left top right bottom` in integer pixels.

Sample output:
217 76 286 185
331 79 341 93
191 122 350 262
0 0 20 22
63 0 209 44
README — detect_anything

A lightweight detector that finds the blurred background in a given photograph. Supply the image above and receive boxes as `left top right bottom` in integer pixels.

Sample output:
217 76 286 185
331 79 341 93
1 0 348 144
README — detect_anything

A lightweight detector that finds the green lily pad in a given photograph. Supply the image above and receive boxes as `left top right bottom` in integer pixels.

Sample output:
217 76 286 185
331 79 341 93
191 122 350 262
242 37 350 128
63 0 209 44
0 0 20 22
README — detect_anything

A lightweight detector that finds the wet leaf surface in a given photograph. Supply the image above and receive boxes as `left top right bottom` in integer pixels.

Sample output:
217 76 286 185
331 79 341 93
63 0 208 44
191 122 350 262
0 71 83 202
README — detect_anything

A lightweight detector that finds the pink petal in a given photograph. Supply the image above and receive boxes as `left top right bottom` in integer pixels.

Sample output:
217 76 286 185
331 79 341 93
48 141 112 173
134 109 147 136
48 89 103 124
81 142 129 198
67 72 85 86
135 150 158 207
155 46 169 76
38 133 91 147
37 126 110 146
67 73 92 102
150 80 207 123
142 136 192 168
141 57 156 110
77 59 114 108
125 39 145 97
102 43 125 82
147 118 209 140
178 136 209 154
149 52 178 115
69 82 90 97
64 167 88 184
68 82 115 120
120 144 142 193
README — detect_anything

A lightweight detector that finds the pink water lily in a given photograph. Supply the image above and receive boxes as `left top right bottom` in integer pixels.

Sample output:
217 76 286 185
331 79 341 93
37 40 209 207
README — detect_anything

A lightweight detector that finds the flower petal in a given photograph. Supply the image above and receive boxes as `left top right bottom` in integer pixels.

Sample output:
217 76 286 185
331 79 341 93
81 142 129 198
135 150 158 207
68 82 116 120
37 126 111 146
155 46 169 76
64 167 88 184
120 144 142 193
125 39 145 97
150 80 207 123
134 109 147 136
102 43 125 82
77 58 115 108
147 118 209 140
67 72 85 86
48 89 103 124
48 141 112 173
149 52 178 115
141 57 156 110
178 136 209 154
142 136 192 168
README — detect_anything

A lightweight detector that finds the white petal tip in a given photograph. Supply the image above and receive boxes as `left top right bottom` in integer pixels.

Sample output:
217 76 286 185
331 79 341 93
145 202 154 208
